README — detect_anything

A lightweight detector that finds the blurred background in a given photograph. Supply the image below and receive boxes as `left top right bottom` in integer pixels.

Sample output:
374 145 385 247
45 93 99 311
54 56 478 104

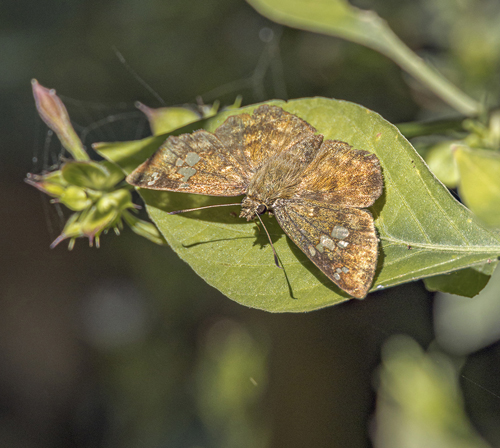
2 0 500 447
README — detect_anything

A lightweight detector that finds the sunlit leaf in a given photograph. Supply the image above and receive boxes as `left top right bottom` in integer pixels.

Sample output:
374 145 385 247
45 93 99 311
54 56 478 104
455 146 500 227
425 141 460 188
97 98 500 312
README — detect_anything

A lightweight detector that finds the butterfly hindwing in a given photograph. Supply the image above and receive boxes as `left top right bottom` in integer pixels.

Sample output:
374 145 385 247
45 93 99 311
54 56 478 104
274 199 379 298
126 130 248 196
298 140 383 208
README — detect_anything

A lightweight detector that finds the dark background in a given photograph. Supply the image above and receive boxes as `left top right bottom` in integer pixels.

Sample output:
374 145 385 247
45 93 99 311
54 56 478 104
2 0 500 447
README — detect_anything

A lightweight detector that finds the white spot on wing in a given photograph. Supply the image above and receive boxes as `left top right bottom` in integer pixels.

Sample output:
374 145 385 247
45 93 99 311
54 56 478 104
338 240 349 249
331 225 349 240
320 235 335 251
147 172 160 186
185 152 201 166
178 167 197 182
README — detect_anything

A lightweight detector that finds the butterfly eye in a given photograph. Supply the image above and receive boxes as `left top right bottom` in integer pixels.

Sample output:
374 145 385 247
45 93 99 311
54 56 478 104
256 204 267 215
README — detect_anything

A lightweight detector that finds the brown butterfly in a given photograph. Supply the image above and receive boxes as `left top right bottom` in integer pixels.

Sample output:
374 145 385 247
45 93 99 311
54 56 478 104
126 105 383 298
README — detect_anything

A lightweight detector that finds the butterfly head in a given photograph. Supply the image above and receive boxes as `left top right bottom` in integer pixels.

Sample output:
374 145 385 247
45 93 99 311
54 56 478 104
239 197 269 222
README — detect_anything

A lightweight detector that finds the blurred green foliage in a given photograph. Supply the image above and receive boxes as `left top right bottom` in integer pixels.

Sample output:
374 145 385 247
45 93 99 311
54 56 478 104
373 336 491 448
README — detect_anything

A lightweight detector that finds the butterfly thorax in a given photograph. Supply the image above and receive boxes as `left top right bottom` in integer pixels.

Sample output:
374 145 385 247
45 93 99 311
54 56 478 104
239 149 313 221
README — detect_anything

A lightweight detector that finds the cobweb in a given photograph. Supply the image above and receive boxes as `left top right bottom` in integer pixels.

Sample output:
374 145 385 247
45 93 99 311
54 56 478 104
31 25 287 243
30 99 150 242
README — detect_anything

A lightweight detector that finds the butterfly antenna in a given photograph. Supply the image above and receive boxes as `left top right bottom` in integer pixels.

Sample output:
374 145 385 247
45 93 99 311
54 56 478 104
169 203 282 269
168 203 241 215
256 213 282 269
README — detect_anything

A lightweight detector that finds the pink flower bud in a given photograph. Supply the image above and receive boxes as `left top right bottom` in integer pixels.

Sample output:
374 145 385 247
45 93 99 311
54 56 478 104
31 79 89 161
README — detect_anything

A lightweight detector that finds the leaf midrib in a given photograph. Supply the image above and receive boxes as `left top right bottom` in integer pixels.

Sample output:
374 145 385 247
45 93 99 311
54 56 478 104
380 235 500 252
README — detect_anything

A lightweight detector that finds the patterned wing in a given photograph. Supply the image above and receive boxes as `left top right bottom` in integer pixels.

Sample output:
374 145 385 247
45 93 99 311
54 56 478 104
298 140 383 208
126 130 248 196
274 199 379 298
215 105 318 172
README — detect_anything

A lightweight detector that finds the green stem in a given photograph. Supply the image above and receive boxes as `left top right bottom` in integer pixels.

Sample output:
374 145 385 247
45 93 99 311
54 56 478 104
366 17 480 116
247 0 482 116
396 118 464 139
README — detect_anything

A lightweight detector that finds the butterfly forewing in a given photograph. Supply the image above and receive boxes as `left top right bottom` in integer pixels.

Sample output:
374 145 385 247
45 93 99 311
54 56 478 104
274 199 379 298
126 130 248 196
298 140 383 208
215 105 318 171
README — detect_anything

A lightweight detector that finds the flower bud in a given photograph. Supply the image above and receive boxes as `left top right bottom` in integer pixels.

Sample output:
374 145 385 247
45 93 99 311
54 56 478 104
31 79 89 161
135 102 201 135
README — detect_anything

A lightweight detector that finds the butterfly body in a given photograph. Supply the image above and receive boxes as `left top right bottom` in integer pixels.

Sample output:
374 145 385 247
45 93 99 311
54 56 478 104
127 105 383 299
241 134 323 221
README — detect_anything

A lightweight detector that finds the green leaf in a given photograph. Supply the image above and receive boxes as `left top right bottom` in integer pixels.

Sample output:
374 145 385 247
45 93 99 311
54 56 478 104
97 98 500 312
246 0 479 115
424 141 460 188
455 146 500 227
423 261 497 298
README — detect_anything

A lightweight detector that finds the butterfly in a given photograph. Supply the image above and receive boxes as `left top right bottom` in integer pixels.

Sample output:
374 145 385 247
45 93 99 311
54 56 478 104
126 105 383 298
